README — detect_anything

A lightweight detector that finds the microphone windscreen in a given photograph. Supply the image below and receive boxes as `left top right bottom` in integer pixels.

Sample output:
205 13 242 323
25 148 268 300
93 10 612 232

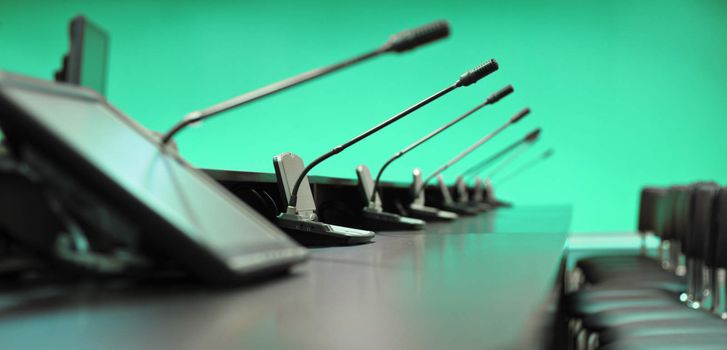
457 59 498 87
487 85 514 104
385 21 450 53
510 107 530 123
525 128 541 142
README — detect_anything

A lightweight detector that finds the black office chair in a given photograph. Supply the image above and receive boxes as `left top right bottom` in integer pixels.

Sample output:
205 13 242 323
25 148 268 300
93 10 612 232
565 187 687 348
598 333 727 350
584 186 704 290
576 187 668 280
583 185 727 349
564 188 685 321
710 187 727 317
574 187 686 289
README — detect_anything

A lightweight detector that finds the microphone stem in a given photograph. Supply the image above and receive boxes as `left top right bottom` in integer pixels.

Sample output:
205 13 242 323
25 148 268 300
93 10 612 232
288 83 459 208
370 98 491 204
487 143 531 180
415 120 513 197
494 151 549 186
460 139 525 179
161 47 387 144
371 154 400 204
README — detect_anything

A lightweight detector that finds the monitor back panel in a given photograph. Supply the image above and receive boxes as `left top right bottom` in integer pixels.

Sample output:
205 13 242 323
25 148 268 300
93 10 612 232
0 72 307 284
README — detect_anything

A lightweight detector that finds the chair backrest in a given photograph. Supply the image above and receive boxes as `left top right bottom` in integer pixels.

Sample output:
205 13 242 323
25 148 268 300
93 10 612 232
656 186 683 241
712 188 727 269
703 186 723 268
652 188 670 238
638 187 667 235
685 185 719 260
671 186 693 249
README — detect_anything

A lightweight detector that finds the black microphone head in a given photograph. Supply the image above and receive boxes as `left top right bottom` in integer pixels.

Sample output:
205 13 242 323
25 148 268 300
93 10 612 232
457 59 498 87
525 128 541 142
510 107 530 123
487 84 514 104
384 21 450 53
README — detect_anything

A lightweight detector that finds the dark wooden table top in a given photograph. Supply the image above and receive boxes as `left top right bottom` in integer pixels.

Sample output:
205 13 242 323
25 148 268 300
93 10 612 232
0 205 571 350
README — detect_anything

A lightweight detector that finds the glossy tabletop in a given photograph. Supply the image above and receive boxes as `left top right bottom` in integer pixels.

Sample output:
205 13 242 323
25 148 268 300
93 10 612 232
0 205 571 350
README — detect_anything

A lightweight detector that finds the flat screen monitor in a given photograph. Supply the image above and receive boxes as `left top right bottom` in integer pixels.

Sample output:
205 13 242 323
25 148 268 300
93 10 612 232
55 16 110 96
0 72 308 284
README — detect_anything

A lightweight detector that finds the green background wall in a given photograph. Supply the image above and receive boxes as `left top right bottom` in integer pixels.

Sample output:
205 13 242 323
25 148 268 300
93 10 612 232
2 0 727 232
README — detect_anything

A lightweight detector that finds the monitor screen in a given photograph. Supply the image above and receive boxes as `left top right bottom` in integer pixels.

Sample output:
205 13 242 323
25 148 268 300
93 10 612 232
0 72 307 282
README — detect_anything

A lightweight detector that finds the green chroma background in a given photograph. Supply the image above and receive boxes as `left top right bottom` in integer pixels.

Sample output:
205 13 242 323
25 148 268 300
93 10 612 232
2 0 727 233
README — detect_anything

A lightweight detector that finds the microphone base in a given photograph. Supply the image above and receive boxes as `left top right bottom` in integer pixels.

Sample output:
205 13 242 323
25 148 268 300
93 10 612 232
478 197 512 208
361 207 425 231
437 202 479 216
275 213 374 246
407 204 458 222
490 199 512 208
463 201 493 213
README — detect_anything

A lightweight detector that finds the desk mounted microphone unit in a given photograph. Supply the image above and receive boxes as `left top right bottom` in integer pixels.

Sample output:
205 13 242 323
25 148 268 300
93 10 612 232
458 128 541 206
410 107 531 216
356 85 513 230
407 168 458 221
276 60 499 245
159 20 450 145
356 165 426 231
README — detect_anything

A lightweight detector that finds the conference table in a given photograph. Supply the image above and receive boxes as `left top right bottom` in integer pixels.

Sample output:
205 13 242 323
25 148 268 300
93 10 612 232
0 202 571 350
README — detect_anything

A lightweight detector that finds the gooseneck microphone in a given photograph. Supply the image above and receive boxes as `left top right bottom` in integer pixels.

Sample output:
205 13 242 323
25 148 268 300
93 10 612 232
487 139 535 179
495 149 554 186
414 107 531 197
286 59 499 211
460 127 541 179
160 21 450 145
472 143 547 209
369 84 514 204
